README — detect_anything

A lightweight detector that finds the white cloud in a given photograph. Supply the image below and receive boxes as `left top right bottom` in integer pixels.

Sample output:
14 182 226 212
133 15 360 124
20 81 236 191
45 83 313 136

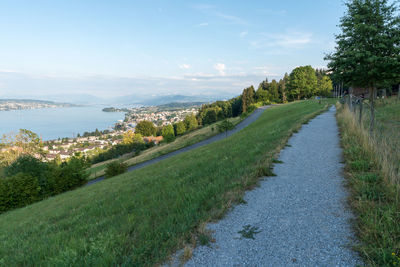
253 66 279 76
251 31 313 50
179 64 191 69
214 11 247 25
197 22 209 27
213 63 226 75
240 31 248 38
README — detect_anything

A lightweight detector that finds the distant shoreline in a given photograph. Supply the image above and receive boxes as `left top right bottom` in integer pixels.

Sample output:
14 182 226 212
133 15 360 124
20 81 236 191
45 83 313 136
0 99 81 111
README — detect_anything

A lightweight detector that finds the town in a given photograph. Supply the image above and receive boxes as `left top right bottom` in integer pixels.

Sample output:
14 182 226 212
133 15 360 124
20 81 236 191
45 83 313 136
42 104 200 161
0 99 77 111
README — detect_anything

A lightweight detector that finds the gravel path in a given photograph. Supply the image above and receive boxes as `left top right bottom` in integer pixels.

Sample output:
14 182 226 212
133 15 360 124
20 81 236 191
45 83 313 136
87 106 271 186
183 106 361 266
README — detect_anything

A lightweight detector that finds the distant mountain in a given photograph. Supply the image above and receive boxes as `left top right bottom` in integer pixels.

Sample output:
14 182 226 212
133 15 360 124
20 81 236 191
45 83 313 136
111 94 231 106
2 93 235 106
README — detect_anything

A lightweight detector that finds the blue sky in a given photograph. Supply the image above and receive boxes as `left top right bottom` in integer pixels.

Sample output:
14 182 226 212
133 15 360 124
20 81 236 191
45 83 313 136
0 0 346 99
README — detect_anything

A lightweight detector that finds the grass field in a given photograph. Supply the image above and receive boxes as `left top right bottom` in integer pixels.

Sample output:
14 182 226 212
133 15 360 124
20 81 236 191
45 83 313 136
0 100 330 266
88 116 243 179
336 97 400 265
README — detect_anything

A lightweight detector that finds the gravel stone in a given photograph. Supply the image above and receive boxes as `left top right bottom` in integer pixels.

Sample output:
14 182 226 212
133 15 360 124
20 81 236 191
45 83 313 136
182 106 362 267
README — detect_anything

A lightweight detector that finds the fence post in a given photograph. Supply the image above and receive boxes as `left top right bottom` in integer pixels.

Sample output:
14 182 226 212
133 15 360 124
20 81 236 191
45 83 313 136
359 99 363 124
349 94 353 111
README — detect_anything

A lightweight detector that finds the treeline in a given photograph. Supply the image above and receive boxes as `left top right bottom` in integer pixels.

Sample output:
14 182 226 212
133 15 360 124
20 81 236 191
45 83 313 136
196 66 333 125
0 155 89 213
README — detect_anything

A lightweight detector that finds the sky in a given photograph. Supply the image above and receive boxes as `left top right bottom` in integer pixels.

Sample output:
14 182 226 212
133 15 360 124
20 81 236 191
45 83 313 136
0 0 346 100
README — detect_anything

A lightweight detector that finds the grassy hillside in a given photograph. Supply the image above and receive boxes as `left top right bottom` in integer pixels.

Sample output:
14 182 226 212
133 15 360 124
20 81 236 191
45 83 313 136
88 116 242 179
0 100 329 266
336 97 400 265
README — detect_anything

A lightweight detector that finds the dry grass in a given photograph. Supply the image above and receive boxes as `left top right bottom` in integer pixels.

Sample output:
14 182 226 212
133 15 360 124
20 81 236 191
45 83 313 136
336 101 400 265
346 97 400 185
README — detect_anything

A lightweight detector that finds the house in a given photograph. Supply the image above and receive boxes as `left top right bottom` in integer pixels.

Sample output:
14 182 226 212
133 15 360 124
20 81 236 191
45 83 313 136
59 151 71 159
143 136 164 145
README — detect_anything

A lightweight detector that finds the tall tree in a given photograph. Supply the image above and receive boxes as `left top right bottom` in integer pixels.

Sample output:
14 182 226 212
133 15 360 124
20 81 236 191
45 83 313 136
325 0 400 130
241 86 256 113
287 66 318 100
269 79 280 102
278 73 289 103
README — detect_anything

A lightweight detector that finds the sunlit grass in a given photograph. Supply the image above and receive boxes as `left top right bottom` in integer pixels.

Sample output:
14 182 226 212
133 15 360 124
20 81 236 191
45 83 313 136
88 116 242 179
0 100 329 266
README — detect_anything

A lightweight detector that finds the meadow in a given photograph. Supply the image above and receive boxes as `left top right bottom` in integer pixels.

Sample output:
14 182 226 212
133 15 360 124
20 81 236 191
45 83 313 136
0 100 329 266
88 116 242 179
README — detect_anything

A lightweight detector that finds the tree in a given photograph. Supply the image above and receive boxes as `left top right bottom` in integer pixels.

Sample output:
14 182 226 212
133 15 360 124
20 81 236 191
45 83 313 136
278 73 289 103
161 124 175 143
105 161 128 178
183 114 198 131
287 66 318 100
318 75 333 97
269 79 280 102
0 129 44 167
217 119 235 138
325 0 400 130
174 121 186 136
202 108 218 125
241 86 256 112
122 130 144 145
135 121 156 136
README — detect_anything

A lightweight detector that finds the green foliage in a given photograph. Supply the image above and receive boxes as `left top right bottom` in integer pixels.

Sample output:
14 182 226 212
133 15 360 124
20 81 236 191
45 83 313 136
0 173 40 212
241 85 256 113
325 0 400 89
202 108 219 125
238 225 261 240
0 101 328 266
105 161 128 178
5 155 48 179
0 155 88 213
318 75 333 97
287 65 318 100
174 121 186 136
91 142 146 164
183 114 198 131
122 131 144 145
135 121 157 136
0 129 44 167
217 119 235 137
161 124 175 143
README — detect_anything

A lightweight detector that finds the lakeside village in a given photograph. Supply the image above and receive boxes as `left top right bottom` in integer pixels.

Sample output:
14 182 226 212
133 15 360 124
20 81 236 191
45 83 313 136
41 105 199 161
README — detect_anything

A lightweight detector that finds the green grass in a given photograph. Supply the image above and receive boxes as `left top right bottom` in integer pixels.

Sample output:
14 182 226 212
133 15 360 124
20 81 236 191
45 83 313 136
87 116 243 179
336 101 400 266
0 100 329 266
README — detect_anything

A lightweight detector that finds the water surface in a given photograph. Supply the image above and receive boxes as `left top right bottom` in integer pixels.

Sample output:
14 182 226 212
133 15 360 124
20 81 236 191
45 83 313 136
0 106 124 140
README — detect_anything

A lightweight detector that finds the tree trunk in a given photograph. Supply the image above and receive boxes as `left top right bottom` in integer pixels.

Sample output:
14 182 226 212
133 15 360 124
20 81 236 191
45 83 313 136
370 87 376 132
398 84 400 100
359 99 363 125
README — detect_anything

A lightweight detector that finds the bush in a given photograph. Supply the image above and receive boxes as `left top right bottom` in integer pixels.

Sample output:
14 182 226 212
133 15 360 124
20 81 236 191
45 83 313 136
0 155 89 214
105 161 128 178
0 173 40 213
162 125 175 143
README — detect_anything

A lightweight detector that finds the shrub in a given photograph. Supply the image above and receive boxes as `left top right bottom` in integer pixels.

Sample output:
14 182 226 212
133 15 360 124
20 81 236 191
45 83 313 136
105 161 128 178
162 125 175 143
0 173 40 213
0 155 89 213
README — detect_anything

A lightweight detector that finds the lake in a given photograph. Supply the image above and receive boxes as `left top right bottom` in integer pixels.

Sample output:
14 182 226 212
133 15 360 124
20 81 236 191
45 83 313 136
0 106 125 141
